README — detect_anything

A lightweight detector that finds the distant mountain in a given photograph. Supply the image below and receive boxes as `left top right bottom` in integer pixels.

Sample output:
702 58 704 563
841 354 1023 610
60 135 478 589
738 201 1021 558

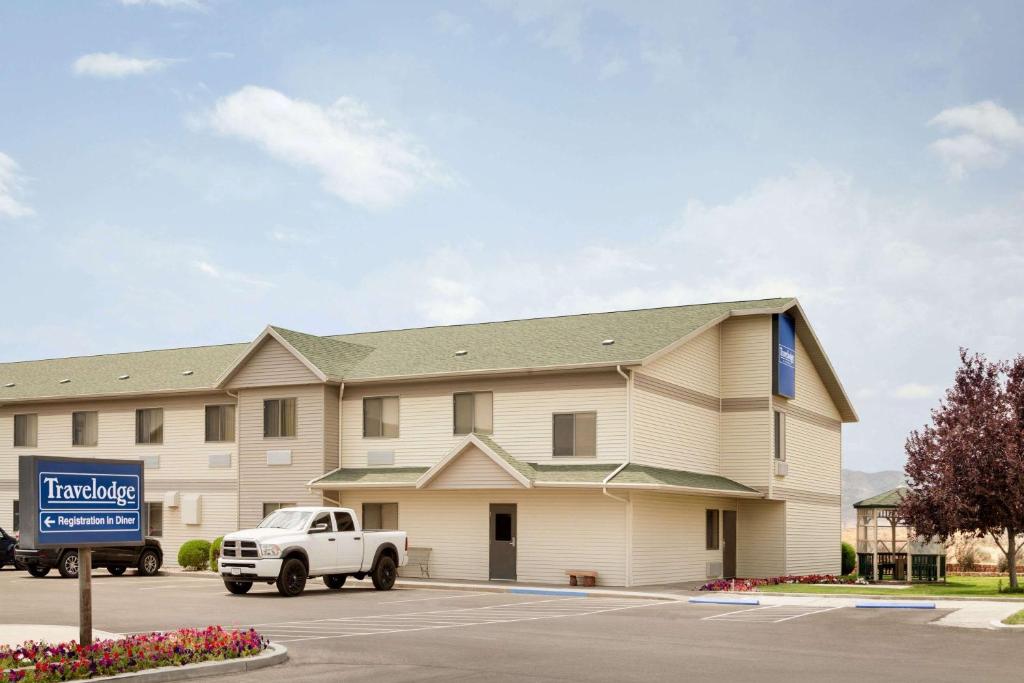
841 468 905 527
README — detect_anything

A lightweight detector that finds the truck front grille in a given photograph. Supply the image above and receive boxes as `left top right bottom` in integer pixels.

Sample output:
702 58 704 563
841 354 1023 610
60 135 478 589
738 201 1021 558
221 540 260 558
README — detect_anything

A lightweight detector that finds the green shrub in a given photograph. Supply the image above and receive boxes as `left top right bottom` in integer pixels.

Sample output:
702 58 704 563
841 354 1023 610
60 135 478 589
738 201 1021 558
210 536 224 573
178 539 212 571
841 542 856 575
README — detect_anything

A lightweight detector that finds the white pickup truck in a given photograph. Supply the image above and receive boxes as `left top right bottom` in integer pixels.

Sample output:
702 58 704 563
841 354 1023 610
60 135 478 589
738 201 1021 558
218 506 408 597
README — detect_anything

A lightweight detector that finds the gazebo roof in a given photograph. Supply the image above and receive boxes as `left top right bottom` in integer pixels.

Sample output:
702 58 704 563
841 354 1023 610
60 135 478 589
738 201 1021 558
853 486 907 509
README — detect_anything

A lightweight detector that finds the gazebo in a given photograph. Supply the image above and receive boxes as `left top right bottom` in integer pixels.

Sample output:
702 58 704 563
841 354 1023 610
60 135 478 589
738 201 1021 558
853 487 946 582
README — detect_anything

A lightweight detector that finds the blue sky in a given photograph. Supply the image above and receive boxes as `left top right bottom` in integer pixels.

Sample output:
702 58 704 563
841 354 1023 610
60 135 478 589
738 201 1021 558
1 1 1023 472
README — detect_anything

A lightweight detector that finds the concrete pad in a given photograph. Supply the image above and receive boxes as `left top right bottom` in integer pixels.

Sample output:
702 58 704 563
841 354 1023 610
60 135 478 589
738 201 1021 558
689 596 760 605
0 624 121 648
856 600 936 609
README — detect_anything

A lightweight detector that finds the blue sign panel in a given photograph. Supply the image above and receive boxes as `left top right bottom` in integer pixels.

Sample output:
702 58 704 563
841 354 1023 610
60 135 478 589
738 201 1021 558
773 313 796 399
35 458 144 547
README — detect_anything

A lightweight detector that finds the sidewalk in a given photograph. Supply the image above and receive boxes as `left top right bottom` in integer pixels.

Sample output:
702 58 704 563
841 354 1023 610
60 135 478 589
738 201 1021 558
0 625 120 649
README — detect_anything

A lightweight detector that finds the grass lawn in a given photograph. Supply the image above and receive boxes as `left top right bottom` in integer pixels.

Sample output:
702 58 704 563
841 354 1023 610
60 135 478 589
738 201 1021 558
1003 608 1024 625
758 576 1024 598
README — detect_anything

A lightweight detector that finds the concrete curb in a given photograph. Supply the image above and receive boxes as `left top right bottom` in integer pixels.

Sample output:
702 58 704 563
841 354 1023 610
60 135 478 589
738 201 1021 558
757 591 1024 603
82 643 287 682
393 579 683 601
990 620 1024 629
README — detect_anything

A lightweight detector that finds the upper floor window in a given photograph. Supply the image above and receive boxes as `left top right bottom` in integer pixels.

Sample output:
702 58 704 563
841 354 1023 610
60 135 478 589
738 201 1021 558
773 410 786 461
205 404 236 442
264 398 296 438
72 411 98 447
135 408 163 444
363 396 399 438
13 414 37 447
453 392 493 435
552 412 596 457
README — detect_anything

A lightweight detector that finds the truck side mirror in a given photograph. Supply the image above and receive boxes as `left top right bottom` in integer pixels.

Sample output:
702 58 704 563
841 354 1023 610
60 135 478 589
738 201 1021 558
309 523 329 534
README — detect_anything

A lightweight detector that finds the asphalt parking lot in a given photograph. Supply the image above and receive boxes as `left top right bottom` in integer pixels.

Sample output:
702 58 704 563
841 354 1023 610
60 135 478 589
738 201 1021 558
3 567 1024 682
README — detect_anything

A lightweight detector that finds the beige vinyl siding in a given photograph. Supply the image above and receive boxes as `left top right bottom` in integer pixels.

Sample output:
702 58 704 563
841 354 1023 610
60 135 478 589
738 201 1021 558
339 489 627 585
718 315 771 490
0 393 237 483
324 386 340 472
785 500 841 575
147 485 237 567
428 446 522 489
237 384 325 528
630 491 736 585
632 326 720 473
341 372 627 468
773 335 842 496
736 499 786 578
226 338 320 389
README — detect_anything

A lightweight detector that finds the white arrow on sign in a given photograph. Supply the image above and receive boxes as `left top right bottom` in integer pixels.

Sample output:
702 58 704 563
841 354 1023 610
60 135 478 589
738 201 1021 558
43 516 54 528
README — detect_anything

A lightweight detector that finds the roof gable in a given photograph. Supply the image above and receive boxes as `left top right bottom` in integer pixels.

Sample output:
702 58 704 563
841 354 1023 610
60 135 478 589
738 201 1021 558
417 434 533 489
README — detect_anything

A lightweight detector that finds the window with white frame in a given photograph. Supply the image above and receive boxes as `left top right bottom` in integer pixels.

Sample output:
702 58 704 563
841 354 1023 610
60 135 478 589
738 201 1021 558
135 408 163 444
263 398 296 438
205 404 236 442
453 392 493 435
363 396 399 438
147 502 163 537
72 411 98 447
552 412 596 457
13 414 37 447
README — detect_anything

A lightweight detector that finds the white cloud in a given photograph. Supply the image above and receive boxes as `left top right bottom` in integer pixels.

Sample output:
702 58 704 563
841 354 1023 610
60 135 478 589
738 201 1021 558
892 383 939 400
118 0 205 10
202 86 449 210
0 152 34 219
599 57 628 80
192 259 274 289
488 0 586 61
72 53 177 78
928 101 1024 178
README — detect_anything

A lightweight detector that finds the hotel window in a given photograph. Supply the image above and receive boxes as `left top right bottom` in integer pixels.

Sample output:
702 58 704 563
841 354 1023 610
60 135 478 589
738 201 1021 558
12 501 19 533
552 412 596 457
135 408 163 444
773 410 786 461
262 502 295 518
72 411 98 447
453 392 493 435
13 414 37 447
263 398 296 438
146 502 163 537
706 510 720 550
205 405 236 442
363 397 399 438
362 503 399 530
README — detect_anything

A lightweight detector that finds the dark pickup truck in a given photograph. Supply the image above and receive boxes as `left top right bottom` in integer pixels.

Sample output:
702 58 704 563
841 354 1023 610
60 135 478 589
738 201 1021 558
0 528 21 570
15 538 163 578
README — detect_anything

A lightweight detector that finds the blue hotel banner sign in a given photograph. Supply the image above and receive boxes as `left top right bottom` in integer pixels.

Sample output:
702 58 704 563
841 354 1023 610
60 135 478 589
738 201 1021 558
773 313 796 399
18 456 145 549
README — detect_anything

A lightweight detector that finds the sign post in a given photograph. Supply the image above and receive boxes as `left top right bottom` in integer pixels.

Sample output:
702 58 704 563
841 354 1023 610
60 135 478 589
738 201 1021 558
18 456 145 646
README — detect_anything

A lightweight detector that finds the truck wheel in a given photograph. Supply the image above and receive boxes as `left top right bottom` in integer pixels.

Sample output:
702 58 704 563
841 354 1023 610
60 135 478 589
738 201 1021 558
224 580 252 595
27 565 50 578
58 551 80 579
108 566 127 576
137 550 161 576
323 574 346 590
372 556 397 591
276 558 307 597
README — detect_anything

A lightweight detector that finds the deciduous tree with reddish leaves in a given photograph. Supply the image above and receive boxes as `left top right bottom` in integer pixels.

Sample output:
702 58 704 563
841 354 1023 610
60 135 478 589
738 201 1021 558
900 350 1024 589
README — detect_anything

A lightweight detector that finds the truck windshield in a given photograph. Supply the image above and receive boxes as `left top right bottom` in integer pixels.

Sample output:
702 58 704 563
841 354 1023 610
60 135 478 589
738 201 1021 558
258 510 312 530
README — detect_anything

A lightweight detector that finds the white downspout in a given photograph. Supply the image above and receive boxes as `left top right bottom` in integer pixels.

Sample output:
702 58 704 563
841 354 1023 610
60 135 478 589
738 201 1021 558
604 365 633 586
225 389 240 528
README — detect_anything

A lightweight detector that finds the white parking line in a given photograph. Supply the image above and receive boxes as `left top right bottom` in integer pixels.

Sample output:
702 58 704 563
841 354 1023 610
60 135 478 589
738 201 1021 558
246 597 662 643
384 591 489 604
702 605 845 623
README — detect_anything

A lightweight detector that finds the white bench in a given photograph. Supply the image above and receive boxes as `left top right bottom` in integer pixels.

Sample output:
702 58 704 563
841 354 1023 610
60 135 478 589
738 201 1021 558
402 547 432 578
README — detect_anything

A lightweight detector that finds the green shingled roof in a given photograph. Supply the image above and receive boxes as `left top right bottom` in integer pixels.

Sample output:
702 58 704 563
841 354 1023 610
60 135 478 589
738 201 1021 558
0 298 793 402
310 434 759 495
853 487 907 508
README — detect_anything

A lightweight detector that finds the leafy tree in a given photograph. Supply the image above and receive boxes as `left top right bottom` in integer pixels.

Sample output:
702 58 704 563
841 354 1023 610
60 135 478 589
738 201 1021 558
900 350 1024 588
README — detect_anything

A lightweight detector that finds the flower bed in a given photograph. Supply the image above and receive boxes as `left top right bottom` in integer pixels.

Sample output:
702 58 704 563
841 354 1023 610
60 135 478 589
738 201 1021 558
699 574 865 592
1 626 267 682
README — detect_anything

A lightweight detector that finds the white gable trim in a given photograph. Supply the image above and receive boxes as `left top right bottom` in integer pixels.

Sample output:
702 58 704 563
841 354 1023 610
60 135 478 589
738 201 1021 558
416 434 532 489
215 326 328 387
